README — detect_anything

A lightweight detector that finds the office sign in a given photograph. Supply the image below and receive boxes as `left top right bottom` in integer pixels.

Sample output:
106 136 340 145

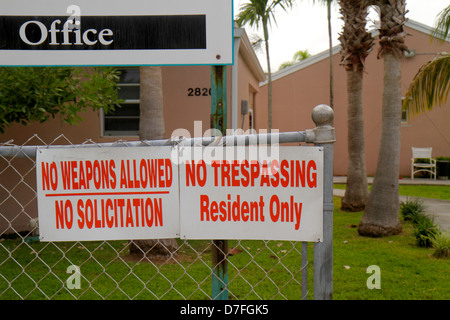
179 146 324 242
0 0 233 66
36 147 180 241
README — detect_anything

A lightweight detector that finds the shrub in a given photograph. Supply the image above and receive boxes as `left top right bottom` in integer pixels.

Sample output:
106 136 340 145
400 198 442 248
400 198 425 222
429 231 450 259
413 213 440 247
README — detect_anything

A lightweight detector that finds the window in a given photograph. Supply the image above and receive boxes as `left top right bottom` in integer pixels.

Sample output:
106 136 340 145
103 68 140 136
248 88 256 131
401 108 408 124
401 97 410 124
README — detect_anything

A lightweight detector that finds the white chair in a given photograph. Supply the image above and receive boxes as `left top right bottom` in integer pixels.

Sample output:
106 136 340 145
411 147 436 180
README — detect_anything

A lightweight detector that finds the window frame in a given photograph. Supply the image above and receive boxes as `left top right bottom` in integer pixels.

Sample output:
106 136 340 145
101 67 140 137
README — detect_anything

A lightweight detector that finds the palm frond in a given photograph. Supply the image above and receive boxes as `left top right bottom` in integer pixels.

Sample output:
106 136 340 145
403 54 450 116
432 5 450 42
236 2 263 29
236 0 293 30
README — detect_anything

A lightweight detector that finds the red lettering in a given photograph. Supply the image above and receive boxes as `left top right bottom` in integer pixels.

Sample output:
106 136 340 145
295 160 306 188
307 160 317 188
101 160 111 189
109 160 116 189
133 198 141 227
85 199 94 229
79 161 86 189
186 160 195 186
61 161 71 190
145 198 153 227
210 200 218 222
270 159 279 187
125 199 133 227
140 159 148 188
85 160 93 189
126 160 133 188
165 158 173 188
250 161 259 186
158 159 165 188
77 199 85 229
231 161 240 187
241 160 249 187
200 194 209 221
280 160 289 187
55 200 64 229
93 160 101 189
105 199 114 228
221 160 230 186
185 160 206 187
147 159 157 187
42 162 58 191
211 160 220 186
154 198 163 226
71 161 78 189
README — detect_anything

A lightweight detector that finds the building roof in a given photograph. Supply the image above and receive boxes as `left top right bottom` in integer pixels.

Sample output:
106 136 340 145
235 26 266 82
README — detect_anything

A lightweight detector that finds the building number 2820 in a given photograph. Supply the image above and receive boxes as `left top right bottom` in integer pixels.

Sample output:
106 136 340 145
187 88 211 97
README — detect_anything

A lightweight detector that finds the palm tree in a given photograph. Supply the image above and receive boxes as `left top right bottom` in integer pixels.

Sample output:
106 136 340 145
359 0 408 237
129 66 178 257
403 5 450 116
313 0 336 109
325 0 335 109
236 0 293 132
338 0 374 212
278 49 311 70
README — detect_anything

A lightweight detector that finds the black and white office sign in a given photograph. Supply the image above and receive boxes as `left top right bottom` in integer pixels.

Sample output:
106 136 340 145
0 0 233 66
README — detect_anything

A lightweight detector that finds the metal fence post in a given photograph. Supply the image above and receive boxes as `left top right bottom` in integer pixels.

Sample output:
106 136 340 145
210 65 229 300
311 104 335 300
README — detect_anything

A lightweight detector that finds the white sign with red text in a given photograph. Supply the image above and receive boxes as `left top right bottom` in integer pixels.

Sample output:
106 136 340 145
179 146 324 242
36 146 179 241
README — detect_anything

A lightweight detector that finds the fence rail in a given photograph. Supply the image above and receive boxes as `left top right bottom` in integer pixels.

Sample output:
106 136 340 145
0 105 334 300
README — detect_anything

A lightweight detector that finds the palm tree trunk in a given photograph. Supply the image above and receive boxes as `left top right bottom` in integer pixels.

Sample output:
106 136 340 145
139 66 165 140
327 1 334 109
263 23 273 132
358 53 403 236
341 69 368 211
130 66 178 257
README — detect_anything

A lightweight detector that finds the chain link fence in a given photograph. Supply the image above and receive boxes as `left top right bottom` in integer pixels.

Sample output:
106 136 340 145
0 134 314 300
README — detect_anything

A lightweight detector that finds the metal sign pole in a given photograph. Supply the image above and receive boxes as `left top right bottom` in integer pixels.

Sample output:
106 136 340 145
210 65 229 300
311 105 335 300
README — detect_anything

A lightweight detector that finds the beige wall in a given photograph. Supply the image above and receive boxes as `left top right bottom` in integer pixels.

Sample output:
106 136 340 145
256 23 450 177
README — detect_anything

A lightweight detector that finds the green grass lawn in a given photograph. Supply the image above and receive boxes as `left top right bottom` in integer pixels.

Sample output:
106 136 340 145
1 195 448 300
334 183 450 200
331 197 449 299
331 184 449 299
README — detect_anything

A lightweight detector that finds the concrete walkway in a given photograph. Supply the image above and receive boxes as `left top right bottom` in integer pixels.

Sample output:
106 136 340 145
333 177 450 231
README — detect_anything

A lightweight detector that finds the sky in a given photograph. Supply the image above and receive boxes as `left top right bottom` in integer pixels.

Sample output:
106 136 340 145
233 0 448 72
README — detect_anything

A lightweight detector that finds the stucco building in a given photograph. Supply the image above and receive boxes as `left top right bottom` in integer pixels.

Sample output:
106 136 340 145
255 20 450 177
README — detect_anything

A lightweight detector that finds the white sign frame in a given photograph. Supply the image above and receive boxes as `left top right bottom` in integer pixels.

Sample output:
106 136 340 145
0 0 233 66
179 146 324 242
36 146 180 241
